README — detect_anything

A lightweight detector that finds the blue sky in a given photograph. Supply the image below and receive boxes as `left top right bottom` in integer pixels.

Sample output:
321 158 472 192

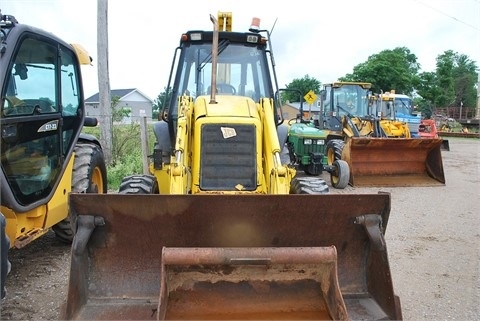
2 0 479 100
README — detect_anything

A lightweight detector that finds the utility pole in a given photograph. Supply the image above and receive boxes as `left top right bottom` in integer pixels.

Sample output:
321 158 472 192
476 71 480 119
97 0 113 164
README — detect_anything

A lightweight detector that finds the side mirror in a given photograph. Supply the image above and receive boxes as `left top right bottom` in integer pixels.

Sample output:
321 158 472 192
14 63 28 80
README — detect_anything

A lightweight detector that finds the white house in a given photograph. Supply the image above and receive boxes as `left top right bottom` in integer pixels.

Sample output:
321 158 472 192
85 88 154 123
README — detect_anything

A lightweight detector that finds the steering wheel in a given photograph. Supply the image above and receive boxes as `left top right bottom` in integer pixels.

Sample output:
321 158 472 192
288 118 300 126
217 83 236 95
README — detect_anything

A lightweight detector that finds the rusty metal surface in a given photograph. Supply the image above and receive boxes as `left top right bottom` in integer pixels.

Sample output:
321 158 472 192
162 247 338 265
63 193 401 320
344 137 445 186
158 247 347 320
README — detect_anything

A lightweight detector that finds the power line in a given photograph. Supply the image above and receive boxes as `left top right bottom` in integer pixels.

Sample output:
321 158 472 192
413 0 480 31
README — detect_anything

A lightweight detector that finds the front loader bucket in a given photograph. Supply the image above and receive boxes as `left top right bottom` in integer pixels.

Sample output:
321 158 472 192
343 137 445 187
158 247 347 320
62 193 402 320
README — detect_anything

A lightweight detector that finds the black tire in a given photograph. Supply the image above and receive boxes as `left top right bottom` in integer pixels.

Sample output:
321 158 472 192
1 213 10 299
331 159 350 189
286 141 297 165
326 139 345 165
52 143 107 243
118 174 159 194
290 176 329 194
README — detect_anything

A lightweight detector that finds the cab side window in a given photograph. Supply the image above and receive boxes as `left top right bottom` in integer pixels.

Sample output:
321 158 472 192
2 38 56 116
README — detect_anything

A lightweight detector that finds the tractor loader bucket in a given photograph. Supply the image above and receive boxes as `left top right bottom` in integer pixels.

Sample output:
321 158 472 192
62 193 402 320
344 137 445 187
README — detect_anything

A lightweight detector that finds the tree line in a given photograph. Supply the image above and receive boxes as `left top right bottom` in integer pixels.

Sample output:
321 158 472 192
282 47 478 118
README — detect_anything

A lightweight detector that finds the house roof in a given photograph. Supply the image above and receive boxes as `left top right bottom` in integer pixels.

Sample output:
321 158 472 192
85 88 153 103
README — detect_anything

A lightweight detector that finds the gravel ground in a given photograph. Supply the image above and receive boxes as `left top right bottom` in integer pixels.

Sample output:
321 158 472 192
1 136 479 320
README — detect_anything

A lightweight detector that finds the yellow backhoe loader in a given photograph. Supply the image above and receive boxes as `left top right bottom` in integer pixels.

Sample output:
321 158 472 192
319 82 445 187
62 13 402 320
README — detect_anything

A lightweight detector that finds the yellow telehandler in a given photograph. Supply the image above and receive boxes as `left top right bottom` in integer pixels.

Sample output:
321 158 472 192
0 13 108 244
63 13 402 320
0 12 107 297
319 82 445 187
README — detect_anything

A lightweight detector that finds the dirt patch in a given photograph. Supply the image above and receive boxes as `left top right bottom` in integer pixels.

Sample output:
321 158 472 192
1 137 479 320
1 231 70 320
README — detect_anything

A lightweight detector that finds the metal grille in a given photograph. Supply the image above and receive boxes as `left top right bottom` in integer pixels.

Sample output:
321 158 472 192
299 139 325 155
200 124 256 191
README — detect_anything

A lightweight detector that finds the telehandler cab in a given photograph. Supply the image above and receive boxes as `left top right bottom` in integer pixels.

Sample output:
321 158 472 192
0 12 107 298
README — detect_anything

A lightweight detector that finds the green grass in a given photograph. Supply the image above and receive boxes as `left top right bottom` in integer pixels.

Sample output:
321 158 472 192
82 123 157 191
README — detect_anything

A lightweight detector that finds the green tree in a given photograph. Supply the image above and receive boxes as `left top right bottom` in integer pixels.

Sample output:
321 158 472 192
415 71 439 118
152 86 172 120
111 96 130 122
282 75 321 103
435 51 456 107
450 52 477 107
417 50 478 110
340 47 420 95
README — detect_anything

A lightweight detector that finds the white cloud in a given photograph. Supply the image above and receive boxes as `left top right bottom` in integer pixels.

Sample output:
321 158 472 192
2 0 479 98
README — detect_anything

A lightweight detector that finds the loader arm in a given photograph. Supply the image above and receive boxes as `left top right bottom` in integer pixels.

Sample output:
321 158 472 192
169 95 193 194
259 98 295 194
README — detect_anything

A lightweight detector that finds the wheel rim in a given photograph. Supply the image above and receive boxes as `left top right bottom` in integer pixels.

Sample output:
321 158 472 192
327 145 340 184
331 167 339 185
90 166 105 193
327 148 335 166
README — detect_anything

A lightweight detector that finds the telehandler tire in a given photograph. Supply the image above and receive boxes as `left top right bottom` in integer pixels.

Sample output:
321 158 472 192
52 143 107 242
118 174 159 194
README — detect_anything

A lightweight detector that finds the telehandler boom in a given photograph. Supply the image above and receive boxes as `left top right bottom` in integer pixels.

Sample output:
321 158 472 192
63 13 402 320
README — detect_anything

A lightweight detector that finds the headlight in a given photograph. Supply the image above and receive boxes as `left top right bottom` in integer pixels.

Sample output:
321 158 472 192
304 139 312 145
189 33 202 41
316 140 325 145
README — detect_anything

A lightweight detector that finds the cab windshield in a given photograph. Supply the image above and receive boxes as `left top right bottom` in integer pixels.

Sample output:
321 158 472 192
178 41 269 101
332 84 370 116
394 97 413 115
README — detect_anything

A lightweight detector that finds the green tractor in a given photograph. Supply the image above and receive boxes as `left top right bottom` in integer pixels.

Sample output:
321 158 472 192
286 96 350 189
